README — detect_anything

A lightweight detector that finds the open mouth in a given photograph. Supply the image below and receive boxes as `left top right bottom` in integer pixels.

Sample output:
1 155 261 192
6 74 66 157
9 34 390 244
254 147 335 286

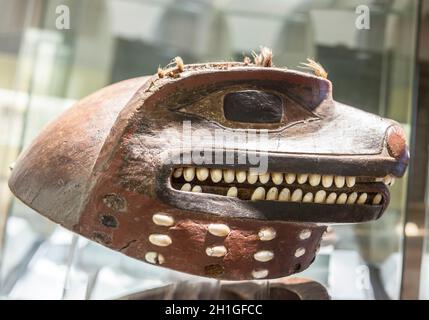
170 167 394 206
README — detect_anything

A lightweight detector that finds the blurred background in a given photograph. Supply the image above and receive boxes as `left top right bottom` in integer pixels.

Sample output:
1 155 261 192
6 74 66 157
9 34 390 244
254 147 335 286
0 0 428 300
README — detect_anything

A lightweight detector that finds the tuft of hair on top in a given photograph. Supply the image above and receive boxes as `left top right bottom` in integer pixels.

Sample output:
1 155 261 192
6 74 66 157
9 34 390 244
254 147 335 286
174 56 184 72
157 65 165 78
243 56 252 65
157 56 185 78
299 58 328 79
252 46 273 67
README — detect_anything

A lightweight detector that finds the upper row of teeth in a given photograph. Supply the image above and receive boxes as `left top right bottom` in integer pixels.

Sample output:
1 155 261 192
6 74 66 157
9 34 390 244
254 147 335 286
173 168 395 187
179 183 383 205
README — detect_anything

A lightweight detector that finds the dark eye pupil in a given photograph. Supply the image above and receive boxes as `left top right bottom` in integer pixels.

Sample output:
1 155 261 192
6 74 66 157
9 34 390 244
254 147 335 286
223 90 283 123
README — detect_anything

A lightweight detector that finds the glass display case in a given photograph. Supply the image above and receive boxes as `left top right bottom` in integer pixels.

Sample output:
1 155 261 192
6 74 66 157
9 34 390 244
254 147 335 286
421 177 429 299
0 0 422 299
419 9 429 296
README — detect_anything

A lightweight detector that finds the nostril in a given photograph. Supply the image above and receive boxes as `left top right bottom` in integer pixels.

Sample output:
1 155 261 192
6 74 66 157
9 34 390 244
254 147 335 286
386 125 408 161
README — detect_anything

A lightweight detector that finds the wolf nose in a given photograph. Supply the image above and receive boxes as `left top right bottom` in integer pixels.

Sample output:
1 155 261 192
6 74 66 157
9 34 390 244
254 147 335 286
386 125 409 162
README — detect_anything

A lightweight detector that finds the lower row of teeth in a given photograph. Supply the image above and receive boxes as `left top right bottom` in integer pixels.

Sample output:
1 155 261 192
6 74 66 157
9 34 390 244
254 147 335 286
178 183 383 205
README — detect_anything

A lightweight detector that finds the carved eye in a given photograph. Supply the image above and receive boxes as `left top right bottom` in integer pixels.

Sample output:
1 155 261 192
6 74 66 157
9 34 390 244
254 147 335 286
223 91 283 123
174 86 318 130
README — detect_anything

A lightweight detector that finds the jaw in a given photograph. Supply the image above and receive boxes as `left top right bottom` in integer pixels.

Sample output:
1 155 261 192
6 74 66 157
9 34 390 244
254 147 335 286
156 152 401 224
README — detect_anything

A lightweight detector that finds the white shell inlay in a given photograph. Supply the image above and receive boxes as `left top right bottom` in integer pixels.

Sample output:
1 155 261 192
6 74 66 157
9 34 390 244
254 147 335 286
208 224 231 237
295 247 306 258
299 229 312 240
258 227 276 241
254 250 274 262
152 214 174 227
252 269 269 279
149 234 172 247
145 251 165 264
206 245 227 257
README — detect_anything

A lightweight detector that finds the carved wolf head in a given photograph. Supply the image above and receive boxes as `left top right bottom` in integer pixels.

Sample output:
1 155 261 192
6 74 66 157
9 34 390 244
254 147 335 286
9 59 409 280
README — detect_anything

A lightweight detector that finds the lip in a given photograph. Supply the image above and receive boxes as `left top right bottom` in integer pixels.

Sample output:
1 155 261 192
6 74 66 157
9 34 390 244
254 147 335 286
155 152 398 224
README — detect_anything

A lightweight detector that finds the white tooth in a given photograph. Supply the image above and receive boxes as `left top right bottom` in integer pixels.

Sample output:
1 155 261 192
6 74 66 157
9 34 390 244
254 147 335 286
210 169 222 183
309 174 321 186
173 168 183 178
334 176 345 188
384 175 395 186
149 234 172 247
223 169 235 183
278 188 291 201
251 187 266 201
226 186 238 197
205 245 227 257
259 172 270 184
252 269 269 279
373 193 383 205
236 170 246 183
183 167 195 182
336 193 347 204
322 175 334 188
297 174 308 184
291 189 303 202
258 227 276 241
383 175 392 185
285 173 296 184
271 172 283 185
196 168 209 181
254 250 274 262
314 190 326 203
326 192 337 204
266 187 279 200
303 192 314 203
152 214 174 227
346 176 356 187
208 224 230 237
192 185 202 193
180 183 192 191
247 171 258 184
357 193 368 204
346 192 358 204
